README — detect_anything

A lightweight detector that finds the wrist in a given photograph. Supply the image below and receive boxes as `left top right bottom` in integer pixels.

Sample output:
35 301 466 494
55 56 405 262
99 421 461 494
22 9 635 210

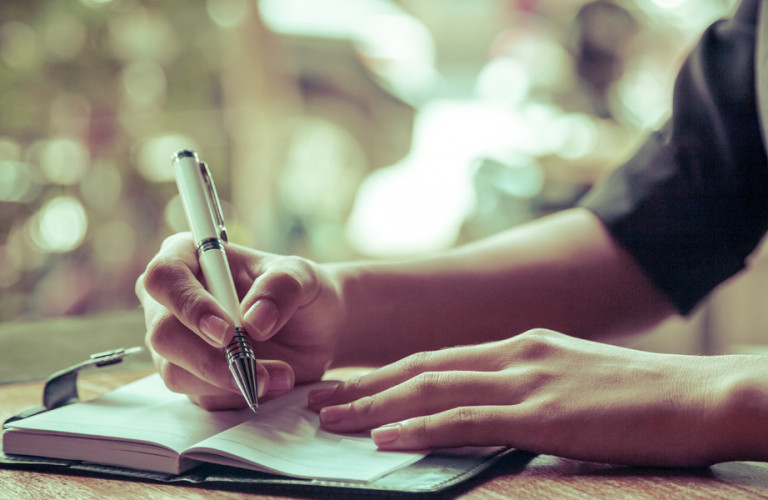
708 355 768 463
321 260 392 366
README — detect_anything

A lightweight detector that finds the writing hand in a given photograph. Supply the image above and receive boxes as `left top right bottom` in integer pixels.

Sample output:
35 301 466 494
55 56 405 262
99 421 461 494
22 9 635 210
308 329 737 466
135 232 343 410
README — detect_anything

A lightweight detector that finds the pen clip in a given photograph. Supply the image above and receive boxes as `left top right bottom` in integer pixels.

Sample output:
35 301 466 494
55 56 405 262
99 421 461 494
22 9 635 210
199 161 228 242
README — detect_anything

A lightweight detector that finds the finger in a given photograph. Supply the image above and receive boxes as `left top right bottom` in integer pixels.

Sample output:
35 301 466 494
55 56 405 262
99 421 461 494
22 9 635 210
308 341 509 411
147 311 242 394
371 406 515 450
146 336 231 398
142 233 235 348
148 311 297 397
140 286 235 397
152 343 295 402
261 360 296 398
155 355 235 397
240 256 320 340
318 371 521 433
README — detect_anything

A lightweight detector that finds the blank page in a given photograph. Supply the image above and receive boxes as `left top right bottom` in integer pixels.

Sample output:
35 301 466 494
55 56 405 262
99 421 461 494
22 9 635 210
185 382 427 482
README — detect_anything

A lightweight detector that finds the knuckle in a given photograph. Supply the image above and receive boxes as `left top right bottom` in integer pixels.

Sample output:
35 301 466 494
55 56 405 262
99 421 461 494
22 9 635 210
262 255 317 300
284 255 314 277
135 272 146 299
410 371 446 399
522 393 562 422
146 314 179 357
409 416 431 442
175 285 206 319
449 406 479 431
352 395 377 416
525 328 557 339
257 271 300 304
273 267 303 297
511 329 559 360
399 351 434 379
341 375 364 397
142 256 183 297
516 366 556 395
160 232 192 251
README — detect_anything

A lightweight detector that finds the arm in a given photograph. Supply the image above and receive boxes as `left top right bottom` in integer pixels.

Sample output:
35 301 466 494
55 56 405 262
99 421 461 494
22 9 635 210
330 207 676 366
136 209 768 466
304 209 768 465
136 207 673 405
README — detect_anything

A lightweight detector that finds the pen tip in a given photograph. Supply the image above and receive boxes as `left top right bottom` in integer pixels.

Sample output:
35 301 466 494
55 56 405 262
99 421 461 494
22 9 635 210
228 354 259 414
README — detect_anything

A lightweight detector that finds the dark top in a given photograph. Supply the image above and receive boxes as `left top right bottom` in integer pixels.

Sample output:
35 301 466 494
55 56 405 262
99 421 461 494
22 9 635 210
580 0 768 314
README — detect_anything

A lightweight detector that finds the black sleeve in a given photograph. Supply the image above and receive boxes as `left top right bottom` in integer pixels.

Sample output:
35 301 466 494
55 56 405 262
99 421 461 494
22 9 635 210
579 1 768 315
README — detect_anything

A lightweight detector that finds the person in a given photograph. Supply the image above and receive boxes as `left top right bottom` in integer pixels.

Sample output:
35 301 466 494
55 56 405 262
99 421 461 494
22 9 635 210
135 0 768 467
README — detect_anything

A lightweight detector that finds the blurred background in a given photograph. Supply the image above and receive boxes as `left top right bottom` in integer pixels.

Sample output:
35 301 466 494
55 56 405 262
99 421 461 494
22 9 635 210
3 0 761 365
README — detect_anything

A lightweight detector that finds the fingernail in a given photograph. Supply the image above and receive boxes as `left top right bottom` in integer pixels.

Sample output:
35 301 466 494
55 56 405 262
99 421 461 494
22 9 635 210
268 367 294 392
372 423 401 446
244 300 279 338
308 387 337 407
319 403 350 425
199 314 229 346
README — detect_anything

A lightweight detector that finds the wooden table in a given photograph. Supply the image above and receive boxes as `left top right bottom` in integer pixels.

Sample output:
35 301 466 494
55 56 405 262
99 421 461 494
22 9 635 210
3 369 768 499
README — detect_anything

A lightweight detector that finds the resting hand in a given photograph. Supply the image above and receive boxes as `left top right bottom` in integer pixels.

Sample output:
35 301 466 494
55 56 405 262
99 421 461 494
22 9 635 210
309 329 741 466
135 233 343 410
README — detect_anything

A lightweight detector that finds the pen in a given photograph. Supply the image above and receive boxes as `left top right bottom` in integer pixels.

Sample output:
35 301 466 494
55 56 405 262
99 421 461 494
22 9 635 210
171 149 259 412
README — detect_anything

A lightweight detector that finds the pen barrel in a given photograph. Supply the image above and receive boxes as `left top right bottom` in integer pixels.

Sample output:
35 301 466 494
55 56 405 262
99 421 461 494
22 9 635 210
197 241 241 322
172 150 218 246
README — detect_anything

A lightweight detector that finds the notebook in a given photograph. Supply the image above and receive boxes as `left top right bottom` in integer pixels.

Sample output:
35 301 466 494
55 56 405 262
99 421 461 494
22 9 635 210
2 374 425 482
2 370 525 493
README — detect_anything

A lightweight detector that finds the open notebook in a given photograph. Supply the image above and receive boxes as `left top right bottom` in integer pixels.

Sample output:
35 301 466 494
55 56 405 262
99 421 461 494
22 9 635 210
2 374 425 482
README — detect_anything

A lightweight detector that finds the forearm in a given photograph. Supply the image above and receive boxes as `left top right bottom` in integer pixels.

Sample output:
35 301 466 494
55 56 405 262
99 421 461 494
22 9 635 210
329 208 676 366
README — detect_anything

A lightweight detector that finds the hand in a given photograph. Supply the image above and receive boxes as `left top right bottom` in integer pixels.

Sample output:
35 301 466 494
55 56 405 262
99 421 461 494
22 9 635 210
308 329 734 466
135 233 344 410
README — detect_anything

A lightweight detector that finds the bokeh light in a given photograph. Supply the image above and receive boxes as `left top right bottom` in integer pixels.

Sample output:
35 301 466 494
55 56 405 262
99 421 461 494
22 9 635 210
0 161 36 203
0 21 42 70
26 196 89 253
163 195 187 234
80 0 116 6
43 13 87 61
554 113 599 160
122 60 167 105
0 138 21 161
207 0 251 28
39 138 90 186
107 8 178 63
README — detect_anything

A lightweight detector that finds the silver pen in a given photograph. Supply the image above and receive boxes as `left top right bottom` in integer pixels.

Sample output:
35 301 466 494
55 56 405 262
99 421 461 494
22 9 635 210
171 149 259 412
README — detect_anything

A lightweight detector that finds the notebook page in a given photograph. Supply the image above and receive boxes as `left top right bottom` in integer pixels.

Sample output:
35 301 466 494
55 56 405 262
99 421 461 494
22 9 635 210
5 374 252 472
185 382 427 482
